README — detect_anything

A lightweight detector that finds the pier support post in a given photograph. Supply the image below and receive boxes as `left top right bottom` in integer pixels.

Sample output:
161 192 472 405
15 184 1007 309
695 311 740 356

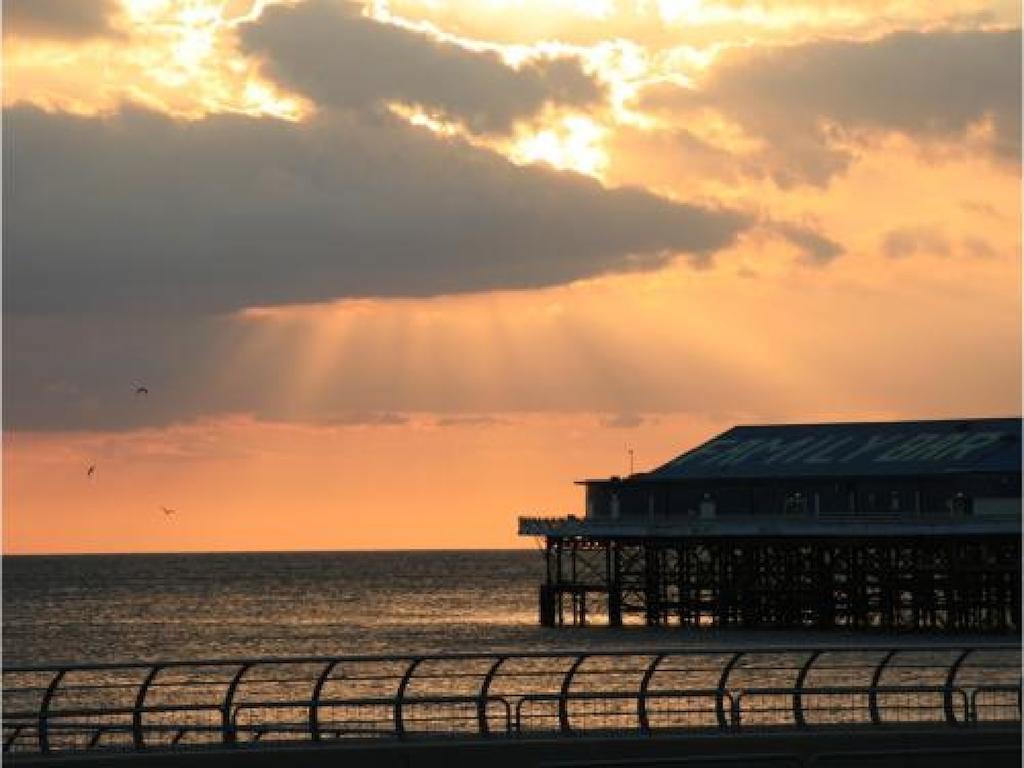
644 543 662 626
607 541 622 627
539 584 556 627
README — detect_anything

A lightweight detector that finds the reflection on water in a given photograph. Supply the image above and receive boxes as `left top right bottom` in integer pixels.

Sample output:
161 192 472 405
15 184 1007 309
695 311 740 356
2 551 1014 665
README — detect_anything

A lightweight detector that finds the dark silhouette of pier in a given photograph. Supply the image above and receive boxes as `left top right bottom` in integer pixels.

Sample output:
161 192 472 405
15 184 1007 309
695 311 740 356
523 418 1022 631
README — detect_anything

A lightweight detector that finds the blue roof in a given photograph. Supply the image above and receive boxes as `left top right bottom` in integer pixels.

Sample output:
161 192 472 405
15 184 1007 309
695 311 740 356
645 417 1022 480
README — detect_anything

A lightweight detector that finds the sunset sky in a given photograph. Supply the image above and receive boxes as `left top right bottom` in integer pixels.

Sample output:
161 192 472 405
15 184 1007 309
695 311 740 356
3 0 1020 553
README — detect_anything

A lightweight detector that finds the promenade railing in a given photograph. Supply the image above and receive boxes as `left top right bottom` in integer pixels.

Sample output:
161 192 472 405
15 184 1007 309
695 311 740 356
3 645 1020 755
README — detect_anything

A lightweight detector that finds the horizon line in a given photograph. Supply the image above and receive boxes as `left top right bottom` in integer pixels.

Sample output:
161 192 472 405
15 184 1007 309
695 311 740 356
2 546 539 557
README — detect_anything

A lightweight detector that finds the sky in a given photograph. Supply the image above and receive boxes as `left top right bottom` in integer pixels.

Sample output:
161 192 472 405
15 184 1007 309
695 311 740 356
2 0 1020 553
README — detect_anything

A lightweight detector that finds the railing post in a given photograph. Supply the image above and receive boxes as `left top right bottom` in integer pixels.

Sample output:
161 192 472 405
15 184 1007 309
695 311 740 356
793 650 821 727
558 655 588 735
944 649 972 725
477 657 507 736
637 654 665 734
222 663 253 745
309 660 341 742
869 649 897 725
716 652 744 728
5 725 24 753
132 665 162 750
394 659 422 738
38 669 66 754
88 727 108 749
731 691 742 728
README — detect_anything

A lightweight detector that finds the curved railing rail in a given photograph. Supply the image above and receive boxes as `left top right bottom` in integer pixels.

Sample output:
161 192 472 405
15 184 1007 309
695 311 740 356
3 645 1019 755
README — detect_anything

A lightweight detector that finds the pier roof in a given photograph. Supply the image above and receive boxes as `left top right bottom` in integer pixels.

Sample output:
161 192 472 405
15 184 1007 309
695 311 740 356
637 417 1022 481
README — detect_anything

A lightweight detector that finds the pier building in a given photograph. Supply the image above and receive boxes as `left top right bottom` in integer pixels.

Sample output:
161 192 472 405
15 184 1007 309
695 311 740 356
519 417 1022 631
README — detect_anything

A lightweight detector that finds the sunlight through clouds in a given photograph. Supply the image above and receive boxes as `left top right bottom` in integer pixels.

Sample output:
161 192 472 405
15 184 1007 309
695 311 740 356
4 0 305 118
509 114 609 175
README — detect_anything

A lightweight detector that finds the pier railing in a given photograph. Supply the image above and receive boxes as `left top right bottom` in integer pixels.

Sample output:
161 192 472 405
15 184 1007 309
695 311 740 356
3 645 1019 756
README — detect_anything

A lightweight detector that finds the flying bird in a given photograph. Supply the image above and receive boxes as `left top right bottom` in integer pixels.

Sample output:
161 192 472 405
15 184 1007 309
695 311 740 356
160 506 176 517
87 465 96 478
134 385 149 396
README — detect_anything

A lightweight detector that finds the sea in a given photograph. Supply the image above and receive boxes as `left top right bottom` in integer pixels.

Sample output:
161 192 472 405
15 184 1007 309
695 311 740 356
1 550 1008 666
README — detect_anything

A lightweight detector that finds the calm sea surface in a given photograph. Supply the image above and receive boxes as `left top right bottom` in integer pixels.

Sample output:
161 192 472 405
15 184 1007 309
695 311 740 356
1 551 1005 665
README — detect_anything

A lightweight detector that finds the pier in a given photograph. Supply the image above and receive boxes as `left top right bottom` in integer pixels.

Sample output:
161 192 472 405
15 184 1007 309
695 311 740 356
522 418 1022 631
2 644 1020 766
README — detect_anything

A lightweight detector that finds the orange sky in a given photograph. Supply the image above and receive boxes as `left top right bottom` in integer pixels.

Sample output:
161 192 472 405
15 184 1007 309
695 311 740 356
2 0 1020 553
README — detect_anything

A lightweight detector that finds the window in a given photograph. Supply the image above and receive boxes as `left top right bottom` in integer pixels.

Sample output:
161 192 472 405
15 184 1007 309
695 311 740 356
784 492 808 515
951 493 972 517
699 493 716 519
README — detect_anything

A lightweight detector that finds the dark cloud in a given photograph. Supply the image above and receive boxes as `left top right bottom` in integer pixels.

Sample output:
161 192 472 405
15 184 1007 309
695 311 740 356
2 0 117 40
4 104 749 316
771 221 844 265
644 29 1021 186
881 226 951 259
239 0 603 133
4 101 750 431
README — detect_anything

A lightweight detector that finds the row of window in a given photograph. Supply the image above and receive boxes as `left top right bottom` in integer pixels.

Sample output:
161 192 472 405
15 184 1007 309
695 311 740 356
588 479 1019 520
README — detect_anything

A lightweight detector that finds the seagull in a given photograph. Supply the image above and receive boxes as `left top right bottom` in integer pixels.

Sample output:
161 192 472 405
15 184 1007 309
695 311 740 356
134 385 149 396
160 506 176 517
86 465 96 479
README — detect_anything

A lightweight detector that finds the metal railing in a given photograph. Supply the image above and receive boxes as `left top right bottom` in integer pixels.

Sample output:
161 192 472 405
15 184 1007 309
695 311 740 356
3 645 1019 755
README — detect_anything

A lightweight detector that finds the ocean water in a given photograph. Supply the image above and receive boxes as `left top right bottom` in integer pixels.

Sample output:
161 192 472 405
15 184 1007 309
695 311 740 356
1 550 1008 665
5 550 1021 746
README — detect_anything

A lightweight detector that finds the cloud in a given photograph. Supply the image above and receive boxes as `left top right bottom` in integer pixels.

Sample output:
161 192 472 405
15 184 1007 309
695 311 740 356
600 413 645 429
239 0 603 133
880 227 999 260
644 28 1021 186
321 412 409 426
4 104 750 316
2 0 117 40
771 221 844 264
608 125 745 186
881 226 951 259
434 415 510 427
961 236 996 259
959 200 1003 219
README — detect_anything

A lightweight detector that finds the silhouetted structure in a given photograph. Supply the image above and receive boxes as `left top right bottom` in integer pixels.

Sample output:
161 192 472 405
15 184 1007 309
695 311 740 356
520 418 1022 631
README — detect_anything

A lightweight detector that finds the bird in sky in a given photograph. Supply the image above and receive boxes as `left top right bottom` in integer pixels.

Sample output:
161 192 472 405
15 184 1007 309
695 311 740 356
160 506 176 517
134 385 149 396
87 465 96 479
